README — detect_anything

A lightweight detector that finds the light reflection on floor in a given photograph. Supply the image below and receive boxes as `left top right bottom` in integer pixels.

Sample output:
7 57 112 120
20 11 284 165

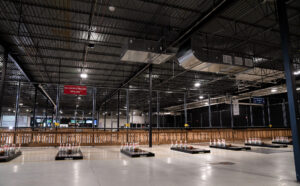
0 144 297 186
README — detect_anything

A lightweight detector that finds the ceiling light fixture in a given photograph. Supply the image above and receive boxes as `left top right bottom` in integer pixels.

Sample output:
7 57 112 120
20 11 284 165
294 70 300 75
108 6 116 12
271 88 278 93
194 82 200 87
199 96 204 99
80 73 88 79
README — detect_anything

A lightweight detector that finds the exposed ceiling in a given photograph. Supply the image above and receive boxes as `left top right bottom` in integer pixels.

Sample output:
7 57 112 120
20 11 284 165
0 0 299 116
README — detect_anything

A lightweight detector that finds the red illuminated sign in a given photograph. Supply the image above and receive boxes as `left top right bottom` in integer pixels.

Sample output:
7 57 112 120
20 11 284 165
64 85 87 95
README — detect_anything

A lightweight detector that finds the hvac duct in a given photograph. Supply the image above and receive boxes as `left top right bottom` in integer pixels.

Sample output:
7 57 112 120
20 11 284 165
177 37 254 74
120 38 177 64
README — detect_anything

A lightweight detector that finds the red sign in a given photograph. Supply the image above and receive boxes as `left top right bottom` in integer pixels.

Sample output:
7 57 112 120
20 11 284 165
64 85 87 95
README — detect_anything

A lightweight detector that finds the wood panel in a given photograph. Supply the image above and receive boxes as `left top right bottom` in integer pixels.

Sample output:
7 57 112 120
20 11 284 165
0 128 292 146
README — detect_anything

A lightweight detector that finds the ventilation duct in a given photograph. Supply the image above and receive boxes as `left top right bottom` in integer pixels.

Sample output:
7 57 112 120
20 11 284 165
121 38 177 64
177 37 254 75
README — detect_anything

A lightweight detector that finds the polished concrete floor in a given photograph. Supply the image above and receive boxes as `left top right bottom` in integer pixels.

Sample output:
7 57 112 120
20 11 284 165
0 142 298 186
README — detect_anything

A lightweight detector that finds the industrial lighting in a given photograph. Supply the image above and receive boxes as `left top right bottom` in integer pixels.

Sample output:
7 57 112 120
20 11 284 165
297 87 300 91
19 103 23 106
294 70 300 75
108 6 116 12
80 73 88 79
78 97 81 100
26 109 29 112
194 82 201 87
59 110 63 114
9 126 13 130
199 96 204 99
271 88 278 93
8 108 11 111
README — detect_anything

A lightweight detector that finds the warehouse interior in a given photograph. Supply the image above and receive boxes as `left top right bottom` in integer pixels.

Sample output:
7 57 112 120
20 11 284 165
0 0 300 185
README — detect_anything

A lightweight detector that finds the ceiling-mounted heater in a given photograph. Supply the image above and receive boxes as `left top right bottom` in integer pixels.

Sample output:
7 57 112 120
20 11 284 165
120 38 177 64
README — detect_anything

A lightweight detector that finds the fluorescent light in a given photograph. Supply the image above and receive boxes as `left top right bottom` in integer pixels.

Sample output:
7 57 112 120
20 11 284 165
9 126 13 130
19 103 23 106
194 82 201 87
271 88 278 93
294 70 300 75
199 96 204 99
80 73 88 78
296 87 300 91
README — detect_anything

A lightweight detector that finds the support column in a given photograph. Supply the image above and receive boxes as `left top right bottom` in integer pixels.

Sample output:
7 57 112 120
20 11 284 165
230 96 234 128
55 84 60 125
208 95 212 128
117 90 120 131
14 81 21 130
126 89 129 142
92 88 96 129
33 87 37 128
0 50 7 126
267 98 271 125
220 111 222 127
184 93 187 126
282 98 287 127
148 64 153 147
104 102 106 131
157 91 160 128
277 0 300 181
45 100 48 128
250 98 253 127
262 105 266 126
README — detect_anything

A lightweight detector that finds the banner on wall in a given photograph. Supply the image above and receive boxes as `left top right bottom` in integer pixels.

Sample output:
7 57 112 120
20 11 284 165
64 85 87 95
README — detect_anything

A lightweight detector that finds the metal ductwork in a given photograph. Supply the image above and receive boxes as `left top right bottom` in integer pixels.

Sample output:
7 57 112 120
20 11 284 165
121 38 177 64
177 37 254 75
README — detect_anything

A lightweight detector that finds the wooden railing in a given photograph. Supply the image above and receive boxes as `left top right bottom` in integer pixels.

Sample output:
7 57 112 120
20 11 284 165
0 128 292 146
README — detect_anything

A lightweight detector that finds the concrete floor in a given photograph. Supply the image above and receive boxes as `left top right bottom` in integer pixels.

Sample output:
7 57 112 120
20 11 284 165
0 143 298 186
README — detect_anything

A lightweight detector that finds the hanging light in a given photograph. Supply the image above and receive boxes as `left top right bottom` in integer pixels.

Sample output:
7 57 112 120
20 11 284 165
199 96 204 99
271 88 278 93
194 82 200 87
80 73 88 79
108 5 116 12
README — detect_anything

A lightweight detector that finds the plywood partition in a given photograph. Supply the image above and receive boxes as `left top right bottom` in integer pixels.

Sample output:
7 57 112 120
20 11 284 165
0 128 291 146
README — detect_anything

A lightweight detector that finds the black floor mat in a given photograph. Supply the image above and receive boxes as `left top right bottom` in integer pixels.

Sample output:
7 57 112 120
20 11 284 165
250 148 292 154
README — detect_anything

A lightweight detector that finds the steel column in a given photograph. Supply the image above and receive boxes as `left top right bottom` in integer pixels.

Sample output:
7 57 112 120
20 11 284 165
149 64 153 147
208 95 212 128
262 105 266 126
157 91 160 128
0 50 7 126
230 96 234 128
14 81 21 130
282 98 287 127
55 84 60 125
33 87 37 128
117 90 120 131
184 93 187 125
92 88 96 129
250 98 253 127
277 0 300 181
104 102 106 131
267 98 271 125
126 89 129 142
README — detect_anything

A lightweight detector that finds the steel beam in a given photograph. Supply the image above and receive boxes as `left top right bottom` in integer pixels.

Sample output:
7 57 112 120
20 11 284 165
277 0 300 181
208 95 212 128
